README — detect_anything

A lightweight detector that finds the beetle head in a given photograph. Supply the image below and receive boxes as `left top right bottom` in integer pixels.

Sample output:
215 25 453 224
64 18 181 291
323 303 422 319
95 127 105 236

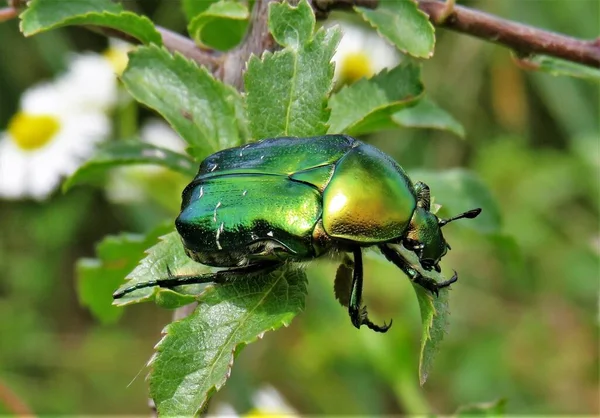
406 182 481 271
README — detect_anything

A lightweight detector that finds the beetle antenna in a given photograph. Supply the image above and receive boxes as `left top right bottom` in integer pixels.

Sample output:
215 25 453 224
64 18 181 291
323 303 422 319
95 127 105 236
439 208 482 227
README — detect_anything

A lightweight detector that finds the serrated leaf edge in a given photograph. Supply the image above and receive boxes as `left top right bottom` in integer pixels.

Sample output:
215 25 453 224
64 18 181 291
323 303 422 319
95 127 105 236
21 10 162 45
151 271 306 414
355 0 436 59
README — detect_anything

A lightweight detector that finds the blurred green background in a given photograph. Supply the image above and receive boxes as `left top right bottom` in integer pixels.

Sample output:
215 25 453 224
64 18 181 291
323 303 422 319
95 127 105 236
0 0 598 415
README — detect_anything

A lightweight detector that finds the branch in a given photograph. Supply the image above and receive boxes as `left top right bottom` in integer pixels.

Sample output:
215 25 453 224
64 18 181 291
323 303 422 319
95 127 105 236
417 0 600 68
221 0 275 90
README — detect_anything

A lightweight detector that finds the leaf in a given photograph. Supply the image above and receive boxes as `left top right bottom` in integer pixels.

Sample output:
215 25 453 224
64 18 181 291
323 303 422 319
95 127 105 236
268 0 315 48
244 0 341 139
20 0 162 45
455 398 507 416
121 45 247 160
521 54 600 82
113 231 204 308
182 0 220 21
63 141 197 191
327 62 424 135
77 223 172 324
409 168 502 234
356 0 435 59
150 266 308 415
392 97 465 138
188 1 249 51
390 244 451 385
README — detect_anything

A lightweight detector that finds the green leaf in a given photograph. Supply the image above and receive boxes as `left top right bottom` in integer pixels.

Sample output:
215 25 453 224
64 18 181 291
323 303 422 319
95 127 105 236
392 244 451 385
244 0 340 139
327 62 424 135
356 0 435 58
523 55 600 81
268 0 314 48
77 224 172 324
188 1 249 51
455 398 507 416
63 141 197 192
150 265 307 415
20 0 162 45
409 168 502 234
113 231 204 308
392 97 465 138
121 45 247 160
182 0 219 21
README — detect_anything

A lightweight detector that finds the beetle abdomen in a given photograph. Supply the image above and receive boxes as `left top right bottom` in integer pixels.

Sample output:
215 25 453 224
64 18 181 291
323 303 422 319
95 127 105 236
176 174 322 267
322 143 416 243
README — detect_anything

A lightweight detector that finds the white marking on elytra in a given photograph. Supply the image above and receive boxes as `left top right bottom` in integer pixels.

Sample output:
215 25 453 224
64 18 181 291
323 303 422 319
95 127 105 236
260 155 265 160
210 164 218 172
242 190 247 196
199 186 204 198
213 201 221 222
239 144 251 157
267 231 274 237
216 222 224 250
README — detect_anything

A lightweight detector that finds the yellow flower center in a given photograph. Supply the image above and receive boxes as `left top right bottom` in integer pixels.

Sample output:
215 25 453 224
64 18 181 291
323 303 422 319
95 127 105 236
7 112 60 151
339 51 374 84
103 46 130 75
245 409 292 418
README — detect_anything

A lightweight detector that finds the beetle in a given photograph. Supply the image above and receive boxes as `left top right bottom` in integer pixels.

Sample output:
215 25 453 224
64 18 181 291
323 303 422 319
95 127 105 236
114 135 481 332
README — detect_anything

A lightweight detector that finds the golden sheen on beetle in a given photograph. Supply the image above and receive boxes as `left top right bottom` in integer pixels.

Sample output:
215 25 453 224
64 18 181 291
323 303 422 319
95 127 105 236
114 135 481 333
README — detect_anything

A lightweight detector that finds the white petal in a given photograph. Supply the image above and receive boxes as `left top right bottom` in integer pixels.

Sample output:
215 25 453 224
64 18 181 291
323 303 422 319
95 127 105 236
55 53 118 113
0 136 29 199
252 386 296 414
140 118 186 152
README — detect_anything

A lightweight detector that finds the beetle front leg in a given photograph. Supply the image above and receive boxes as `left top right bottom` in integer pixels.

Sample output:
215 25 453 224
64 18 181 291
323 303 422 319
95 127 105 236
113 261 282 299
348 247 393 333
379 245 457 296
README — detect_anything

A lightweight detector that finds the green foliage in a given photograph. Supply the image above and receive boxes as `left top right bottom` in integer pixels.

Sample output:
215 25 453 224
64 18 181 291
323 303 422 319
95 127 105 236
113 231 203 308
63 141 197 192
525 55 600 81
20 0 162 45
188 1 249 51
393 98 465 138
77 224 172 324
356 0 435 58
245 0 340 139
150 266 307 415
121 45 247 160
328 62 423 135
182 0 220 20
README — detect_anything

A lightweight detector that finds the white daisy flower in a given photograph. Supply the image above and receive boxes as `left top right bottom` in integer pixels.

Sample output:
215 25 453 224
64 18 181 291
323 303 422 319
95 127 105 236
0 54 119 200
330 21 401 85
211 385 297 417
0 42 131 200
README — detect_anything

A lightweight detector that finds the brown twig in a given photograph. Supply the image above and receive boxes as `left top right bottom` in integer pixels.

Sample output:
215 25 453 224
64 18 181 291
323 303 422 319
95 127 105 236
417 0 600 68
221 0 275 90
311 0 378 18
0 378 34 416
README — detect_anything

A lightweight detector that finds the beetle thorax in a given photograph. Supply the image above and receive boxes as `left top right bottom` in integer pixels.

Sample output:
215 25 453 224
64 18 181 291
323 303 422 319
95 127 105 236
321 143 416 244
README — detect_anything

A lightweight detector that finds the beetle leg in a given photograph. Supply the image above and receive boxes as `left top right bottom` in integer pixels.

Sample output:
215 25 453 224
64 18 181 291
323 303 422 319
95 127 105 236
379 245 457 296
113 261 282 299
348 247 393 333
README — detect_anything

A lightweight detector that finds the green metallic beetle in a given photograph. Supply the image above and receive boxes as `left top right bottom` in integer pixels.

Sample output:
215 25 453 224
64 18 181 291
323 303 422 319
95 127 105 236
114 135 481 332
